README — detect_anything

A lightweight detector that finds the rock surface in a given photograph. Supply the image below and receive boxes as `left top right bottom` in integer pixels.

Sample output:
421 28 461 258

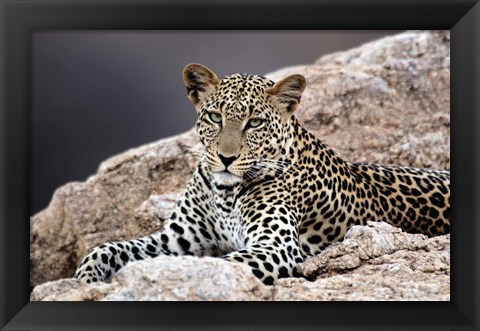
31 256 272 301
274 222 449 301
30 131 198 286
31 222 449 301
268 30 450 170
30 30 450 300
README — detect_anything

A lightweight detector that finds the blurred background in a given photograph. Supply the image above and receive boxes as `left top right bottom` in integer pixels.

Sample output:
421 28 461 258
31 30 401 214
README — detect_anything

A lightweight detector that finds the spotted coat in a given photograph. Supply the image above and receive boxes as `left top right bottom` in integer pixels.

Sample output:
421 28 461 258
74 64 450 285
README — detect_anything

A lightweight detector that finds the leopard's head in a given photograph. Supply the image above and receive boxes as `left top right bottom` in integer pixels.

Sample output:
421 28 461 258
183 63 306 186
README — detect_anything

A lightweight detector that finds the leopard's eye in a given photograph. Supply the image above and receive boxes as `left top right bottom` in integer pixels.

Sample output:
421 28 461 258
247 118 264 129
208 112 222 124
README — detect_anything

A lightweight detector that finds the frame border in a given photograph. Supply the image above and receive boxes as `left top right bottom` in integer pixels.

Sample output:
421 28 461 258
1 0 479 330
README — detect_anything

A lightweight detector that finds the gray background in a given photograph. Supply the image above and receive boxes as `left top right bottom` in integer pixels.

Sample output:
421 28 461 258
31 30 400 214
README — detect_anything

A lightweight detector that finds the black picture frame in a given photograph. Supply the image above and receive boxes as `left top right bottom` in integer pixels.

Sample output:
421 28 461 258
1 0 479 330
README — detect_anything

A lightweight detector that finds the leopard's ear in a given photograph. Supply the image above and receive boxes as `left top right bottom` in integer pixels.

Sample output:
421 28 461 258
267 74 306 115
183 64 220 107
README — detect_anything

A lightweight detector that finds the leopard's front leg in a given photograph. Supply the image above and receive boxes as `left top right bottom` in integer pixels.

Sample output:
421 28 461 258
222 208 304 285
73 217 210 283
74 168 216 283
73 236 161 283
223 241 304 285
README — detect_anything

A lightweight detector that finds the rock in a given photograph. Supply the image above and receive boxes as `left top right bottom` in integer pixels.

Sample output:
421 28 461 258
132 193 179 237
31 256 272 301
30 279 116 301
274 222 450 301
267 30 450 170
30 30 450 299
31 222 449 301
30 130 199 287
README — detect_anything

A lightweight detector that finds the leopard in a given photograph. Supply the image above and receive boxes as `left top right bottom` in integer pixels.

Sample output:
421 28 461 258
74 63 450 286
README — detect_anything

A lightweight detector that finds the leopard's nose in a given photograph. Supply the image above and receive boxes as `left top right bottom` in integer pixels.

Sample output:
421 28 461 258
218 154 238 168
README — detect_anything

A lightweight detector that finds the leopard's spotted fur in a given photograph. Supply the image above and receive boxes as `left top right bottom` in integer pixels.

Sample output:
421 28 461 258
74 64 450 285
